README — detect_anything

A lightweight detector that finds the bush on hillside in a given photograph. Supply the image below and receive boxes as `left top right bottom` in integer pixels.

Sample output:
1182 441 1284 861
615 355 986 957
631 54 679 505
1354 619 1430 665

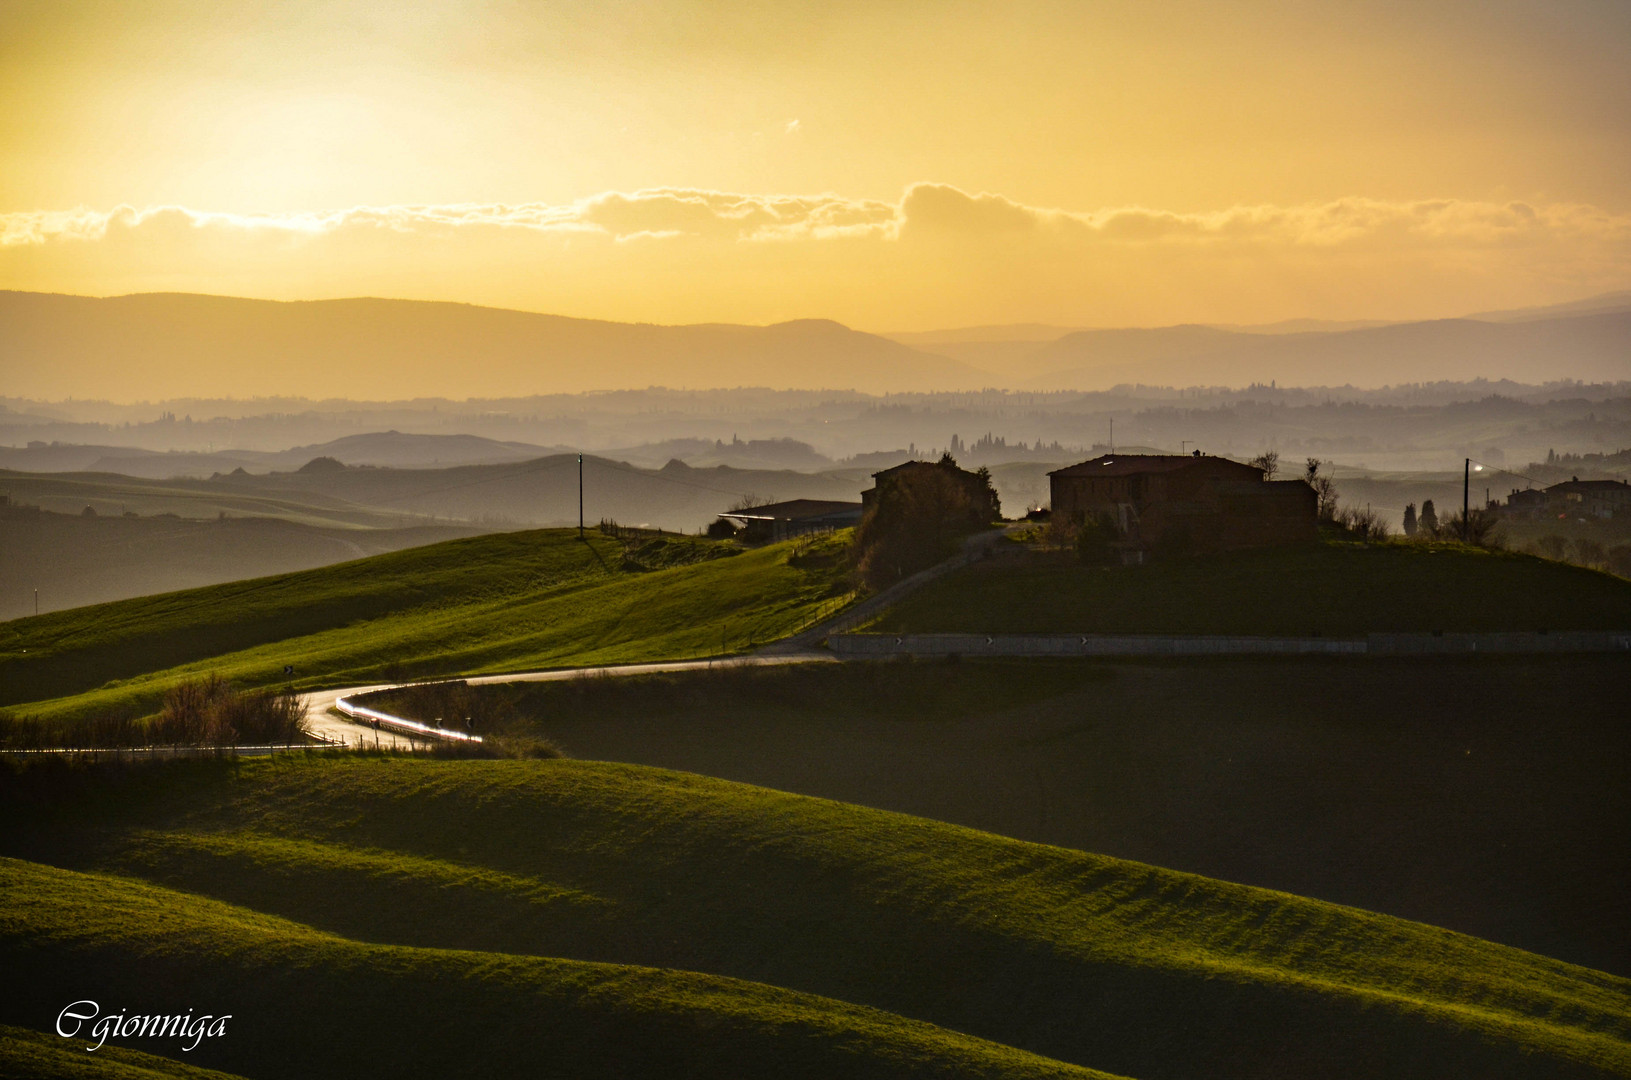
1520 535 1631 579
1433 507 1501 547
0 675 308 749
1338 505 1391 542
1075 513 1117 565
153 674 309 745
0 710 145 750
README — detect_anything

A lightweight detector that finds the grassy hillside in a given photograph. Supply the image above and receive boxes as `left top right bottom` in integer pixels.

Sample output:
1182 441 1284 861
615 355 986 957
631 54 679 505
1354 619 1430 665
415 655 1630 975
1 528 852 720
0 452 871 534
212 452 866 532
0 469 411 527
0 857 1105 1080
874 539 1631 635
2 756 1626 1079
0 507 488 620
0 1025 253 1080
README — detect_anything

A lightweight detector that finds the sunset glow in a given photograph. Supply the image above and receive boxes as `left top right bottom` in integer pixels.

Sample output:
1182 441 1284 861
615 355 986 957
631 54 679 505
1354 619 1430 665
3 0 1629 333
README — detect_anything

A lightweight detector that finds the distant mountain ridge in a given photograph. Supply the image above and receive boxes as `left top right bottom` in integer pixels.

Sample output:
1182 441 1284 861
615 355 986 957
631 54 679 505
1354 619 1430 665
0 291 984 400
0 430 566 479
5 289 1629 399
884 291 1631 384
1025 311 1631 388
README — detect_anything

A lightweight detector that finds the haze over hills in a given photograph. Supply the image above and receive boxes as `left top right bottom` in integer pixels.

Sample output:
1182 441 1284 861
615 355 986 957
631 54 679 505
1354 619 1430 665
0 452 871 614
1465 290 1631 323
0 430 566 479
879 294 1631 380
1024 311 1631 389
0 509 487 620
5 289 1631 401
0 291 987 400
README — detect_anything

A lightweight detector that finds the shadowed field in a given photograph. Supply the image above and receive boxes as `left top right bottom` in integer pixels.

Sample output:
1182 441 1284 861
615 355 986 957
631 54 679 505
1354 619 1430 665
378 654 1631 977
2 755 1627 1080
873 539 1631 635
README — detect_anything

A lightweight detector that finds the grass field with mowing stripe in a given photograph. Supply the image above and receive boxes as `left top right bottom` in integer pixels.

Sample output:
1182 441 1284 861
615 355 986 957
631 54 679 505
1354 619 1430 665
2 755 1626 1080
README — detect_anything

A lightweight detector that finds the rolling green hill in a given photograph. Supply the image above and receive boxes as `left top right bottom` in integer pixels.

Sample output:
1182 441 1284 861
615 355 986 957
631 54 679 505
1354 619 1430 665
0 528 852 721
2 756 1626 1079
0 856 1104 1080
0 469 411 528
375 654 1631 976
874 539 1631 635
0 506 489 620
0 1025 253 1080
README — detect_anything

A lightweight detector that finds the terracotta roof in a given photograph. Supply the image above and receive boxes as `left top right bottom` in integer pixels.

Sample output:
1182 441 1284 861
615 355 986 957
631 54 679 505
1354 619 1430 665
1546 479 1631 493
1048 454 1259 478
871 459 972 479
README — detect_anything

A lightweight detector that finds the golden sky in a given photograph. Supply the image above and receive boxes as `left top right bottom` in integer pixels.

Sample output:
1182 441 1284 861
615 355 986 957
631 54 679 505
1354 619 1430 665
3 0 1630 330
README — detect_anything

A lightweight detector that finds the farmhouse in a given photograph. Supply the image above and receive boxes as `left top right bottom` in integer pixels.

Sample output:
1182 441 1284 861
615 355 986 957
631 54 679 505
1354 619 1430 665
1048 452 1316 556
861 458 1000 522
718 498 864 543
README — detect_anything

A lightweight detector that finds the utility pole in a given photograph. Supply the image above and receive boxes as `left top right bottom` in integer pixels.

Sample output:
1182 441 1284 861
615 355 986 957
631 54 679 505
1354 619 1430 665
1463 458 1471 542
34 588 38 617
578 453 584 538
1109 418 1114 453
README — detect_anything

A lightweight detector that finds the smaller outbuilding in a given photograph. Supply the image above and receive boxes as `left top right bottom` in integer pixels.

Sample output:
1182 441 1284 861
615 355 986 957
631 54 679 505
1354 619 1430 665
1502 488 1548 518
717 498 864 543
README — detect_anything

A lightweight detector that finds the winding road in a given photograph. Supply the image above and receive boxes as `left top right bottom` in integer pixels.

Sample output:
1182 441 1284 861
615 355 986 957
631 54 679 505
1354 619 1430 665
300 525 1018 748
301 653 836 748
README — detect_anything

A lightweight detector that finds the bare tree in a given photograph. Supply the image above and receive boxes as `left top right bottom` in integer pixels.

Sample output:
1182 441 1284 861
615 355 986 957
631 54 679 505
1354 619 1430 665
1248 450 1279 480
1304 458 1339 521
1338 505 1391 541
1440 508 1500 547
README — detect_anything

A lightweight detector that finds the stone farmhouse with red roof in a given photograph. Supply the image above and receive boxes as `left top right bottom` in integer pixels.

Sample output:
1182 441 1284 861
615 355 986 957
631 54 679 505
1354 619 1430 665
1048 452 1316 558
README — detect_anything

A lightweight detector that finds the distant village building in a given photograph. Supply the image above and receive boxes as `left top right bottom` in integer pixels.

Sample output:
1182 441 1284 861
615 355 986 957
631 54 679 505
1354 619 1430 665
1545 477 1631 519
1048 452 1316 558
1501 477 1631 520
1502 488 1548 519
717 498 864 543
